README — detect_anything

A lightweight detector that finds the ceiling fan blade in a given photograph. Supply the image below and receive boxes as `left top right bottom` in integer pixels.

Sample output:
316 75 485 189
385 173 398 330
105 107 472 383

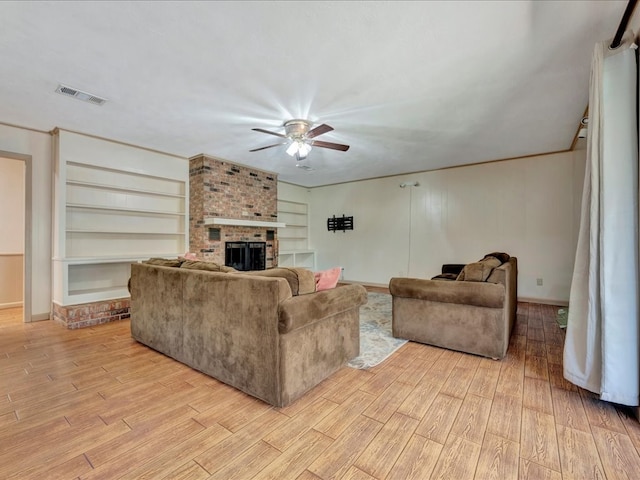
252 128 288 139
249 142 287 152
310 140 350 152
306 123 333 139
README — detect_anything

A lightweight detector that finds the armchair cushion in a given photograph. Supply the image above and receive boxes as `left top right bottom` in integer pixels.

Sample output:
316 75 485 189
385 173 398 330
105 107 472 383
456 257 502 282
431 273 459 281
441 264 466 275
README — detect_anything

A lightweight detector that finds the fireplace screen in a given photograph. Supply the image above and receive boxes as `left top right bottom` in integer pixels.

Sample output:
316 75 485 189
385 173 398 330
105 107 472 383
225 241 266 271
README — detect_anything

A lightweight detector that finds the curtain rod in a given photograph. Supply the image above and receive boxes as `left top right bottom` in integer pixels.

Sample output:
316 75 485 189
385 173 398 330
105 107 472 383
610 0 638 49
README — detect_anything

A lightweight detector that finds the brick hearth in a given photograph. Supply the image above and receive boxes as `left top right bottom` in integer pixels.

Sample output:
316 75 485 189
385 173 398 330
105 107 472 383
52 298 130 329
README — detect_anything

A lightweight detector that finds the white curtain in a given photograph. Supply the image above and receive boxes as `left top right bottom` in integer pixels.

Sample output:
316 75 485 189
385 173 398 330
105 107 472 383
563 31 639 407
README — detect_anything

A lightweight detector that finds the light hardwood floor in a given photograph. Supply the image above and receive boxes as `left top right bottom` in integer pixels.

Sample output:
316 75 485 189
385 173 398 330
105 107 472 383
1 297 640 480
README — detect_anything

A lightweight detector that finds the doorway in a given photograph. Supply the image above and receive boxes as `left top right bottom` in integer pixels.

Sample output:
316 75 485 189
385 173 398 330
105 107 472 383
0 153 30 323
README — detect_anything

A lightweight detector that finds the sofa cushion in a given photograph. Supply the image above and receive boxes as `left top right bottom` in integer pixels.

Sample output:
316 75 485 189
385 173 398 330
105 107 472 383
180 260 237 273
241 267 316 296
457 256 502 282
314 267 342 291
143 257 184 267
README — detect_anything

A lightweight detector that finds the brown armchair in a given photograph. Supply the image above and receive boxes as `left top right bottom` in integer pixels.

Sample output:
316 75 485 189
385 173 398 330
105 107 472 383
389 255 517 359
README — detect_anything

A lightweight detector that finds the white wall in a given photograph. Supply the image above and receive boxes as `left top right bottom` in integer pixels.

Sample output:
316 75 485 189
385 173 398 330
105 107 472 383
0 158 25 307
0 158 25 252
278 181 311 205
309 150 586 304
0 123 52 319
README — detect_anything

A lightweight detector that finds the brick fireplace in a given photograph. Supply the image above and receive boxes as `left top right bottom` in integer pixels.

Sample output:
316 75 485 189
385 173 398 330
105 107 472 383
189 154 280 267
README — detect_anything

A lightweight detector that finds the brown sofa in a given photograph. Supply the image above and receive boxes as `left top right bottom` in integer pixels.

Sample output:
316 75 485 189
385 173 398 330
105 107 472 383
129 261 367 407
389 255 517 359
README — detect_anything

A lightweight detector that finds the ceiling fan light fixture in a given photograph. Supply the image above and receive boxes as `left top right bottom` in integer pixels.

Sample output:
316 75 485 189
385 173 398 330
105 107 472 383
250 119 349 158
286 142 299 156
298 142 311 157
286 140 312 158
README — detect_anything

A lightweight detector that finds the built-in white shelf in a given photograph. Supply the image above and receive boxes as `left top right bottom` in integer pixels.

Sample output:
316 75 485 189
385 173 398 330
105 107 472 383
205 217 286 228
277 200 312 268
53 130 188 306
278 250 316 270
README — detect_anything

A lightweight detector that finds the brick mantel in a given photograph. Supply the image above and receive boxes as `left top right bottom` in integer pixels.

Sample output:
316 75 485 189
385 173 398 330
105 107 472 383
205 217 286 228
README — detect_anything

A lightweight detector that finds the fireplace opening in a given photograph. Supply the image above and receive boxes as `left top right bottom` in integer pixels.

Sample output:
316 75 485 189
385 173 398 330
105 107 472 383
225 241 266 271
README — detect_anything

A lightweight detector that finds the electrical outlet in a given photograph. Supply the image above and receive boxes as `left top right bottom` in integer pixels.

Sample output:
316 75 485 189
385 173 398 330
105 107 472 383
537 278 543 286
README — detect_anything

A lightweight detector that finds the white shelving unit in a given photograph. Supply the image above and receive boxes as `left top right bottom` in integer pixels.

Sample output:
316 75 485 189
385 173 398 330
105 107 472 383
52 130 188 306
277 199 315 270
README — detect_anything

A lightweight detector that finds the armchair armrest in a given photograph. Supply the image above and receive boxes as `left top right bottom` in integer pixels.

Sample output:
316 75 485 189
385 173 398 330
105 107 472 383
389 277 505 308
278 284 367 333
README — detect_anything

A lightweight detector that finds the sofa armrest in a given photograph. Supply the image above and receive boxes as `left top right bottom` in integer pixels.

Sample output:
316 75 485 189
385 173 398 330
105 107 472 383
278 284 368 333
389 277 505 308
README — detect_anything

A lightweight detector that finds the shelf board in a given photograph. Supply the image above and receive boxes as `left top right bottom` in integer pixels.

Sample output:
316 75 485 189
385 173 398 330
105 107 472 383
66 179 185 198
278 210 307 215
55 254 183 264
66 203 185 216
280 224 307 228
205 217 286 228
67 160 185 183
66 229 185 235
68 286 128 296
278 236 308 240
65 286 131 304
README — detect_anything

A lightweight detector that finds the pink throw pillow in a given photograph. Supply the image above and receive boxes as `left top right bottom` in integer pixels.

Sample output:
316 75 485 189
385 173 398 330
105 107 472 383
314 267 342 291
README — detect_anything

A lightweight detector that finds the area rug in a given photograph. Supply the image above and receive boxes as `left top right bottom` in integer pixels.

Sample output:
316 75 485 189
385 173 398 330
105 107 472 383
347 292 408 369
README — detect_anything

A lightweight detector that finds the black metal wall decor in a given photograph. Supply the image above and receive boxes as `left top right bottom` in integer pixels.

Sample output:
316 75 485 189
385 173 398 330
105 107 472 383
327 214 353 233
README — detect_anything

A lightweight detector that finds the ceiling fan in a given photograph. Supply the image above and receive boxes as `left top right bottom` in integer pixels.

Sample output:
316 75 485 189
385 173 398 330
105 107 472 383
250 119 350 161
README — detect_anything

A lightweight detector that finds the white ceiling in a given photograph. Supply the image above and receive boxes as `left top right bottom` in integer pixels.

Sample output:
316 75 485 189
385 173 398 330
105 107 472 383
0 1 627 187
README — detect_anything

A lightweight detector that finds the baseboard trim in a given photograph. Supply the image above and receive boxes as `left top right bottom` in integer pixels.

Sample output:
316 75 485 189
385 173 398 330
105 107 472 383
0 301 23 310
518 297 568 307
28 312 51 322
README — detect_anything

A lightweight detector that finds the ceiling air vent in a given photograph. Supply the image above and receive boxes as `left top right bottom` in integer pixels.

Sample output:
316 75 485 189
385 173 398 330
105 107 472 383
55 84 107 106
